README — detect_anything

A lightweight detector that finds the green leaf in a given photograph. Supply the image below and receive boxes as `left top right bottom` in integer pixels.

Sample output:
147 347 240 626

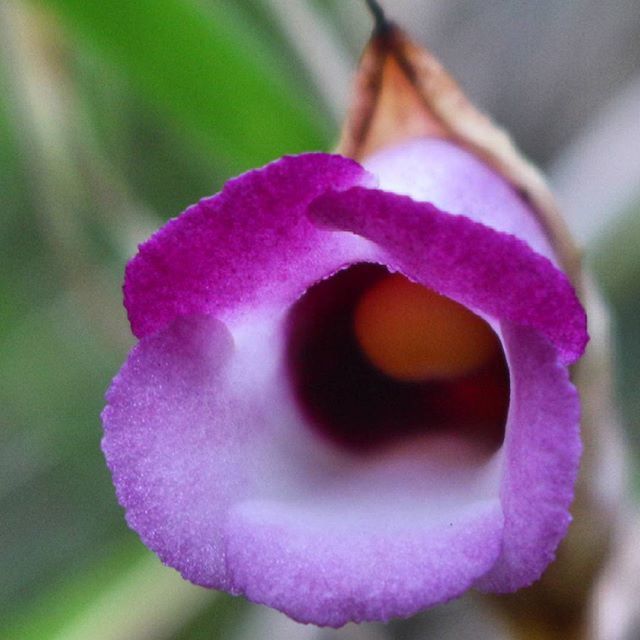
30 0 332 173
0 539 223 640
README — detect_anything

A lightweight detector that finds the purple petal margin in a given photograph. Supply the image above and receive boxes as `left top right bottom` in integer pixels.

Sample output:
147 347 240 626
103 314 505 626
476 324 582 591
308 187 588 364
225 498 504 626
125 153 373 338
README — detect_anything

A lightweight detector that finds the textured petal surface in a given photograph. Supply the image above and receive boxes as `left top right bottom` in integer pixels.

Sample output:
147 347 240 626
309 187 587 364
124 153 373 338
102 315 243 588
475 323 581 592
225 496 503 626
103 313 506 626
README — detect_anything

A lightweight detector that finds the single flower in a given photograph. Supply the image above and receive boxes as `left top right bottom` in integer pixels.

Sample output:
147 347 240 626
102 136 587 626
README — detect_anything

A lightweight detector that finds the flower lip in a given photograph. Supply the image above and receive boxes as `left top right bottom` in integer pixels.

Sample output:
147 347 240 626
286 262 509 455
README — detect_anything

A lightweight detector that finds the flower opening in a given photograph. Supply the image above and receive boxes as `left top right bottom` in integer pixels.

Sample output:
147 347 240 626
287 263 509 454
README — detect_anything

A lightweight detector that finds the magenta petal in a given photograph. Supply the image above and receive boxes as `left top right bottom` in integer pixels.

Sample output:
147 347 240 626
103 313 506 626
309 187 587 364
475 324 581 592
125 153 373 338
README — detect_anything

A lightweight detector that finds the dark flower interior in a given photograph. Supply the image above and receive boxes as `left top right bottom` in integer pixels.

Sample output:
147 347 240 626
286 264 509 455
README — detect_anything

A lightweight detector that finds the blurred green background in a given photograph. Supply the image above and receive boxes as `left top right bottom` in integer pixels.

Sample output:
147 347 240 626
1 1 639 639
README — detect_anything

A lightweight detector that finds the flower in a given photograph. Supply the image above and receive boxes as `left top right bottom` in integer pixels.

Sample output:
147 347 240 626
102 137 587 627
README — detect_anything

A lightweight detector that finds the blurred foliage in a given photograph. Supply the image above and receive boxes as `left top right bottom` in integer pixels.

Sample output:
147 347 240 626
0 0 335 637
29 0 331 174
0 0 639 639
592 200 640 471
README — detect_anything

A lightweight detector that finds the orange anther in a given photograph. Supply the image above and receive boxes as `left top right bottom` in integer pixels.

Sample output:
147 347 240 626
354 274 498 381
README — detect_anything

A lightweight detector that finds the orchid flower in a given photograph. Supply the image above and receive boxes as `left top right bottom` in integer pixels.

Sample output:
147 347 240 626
102 16 588 629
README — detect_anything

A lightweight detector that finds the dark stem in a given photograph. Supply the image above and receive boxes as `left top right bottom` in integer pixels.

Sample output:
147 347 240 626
364 0 391 34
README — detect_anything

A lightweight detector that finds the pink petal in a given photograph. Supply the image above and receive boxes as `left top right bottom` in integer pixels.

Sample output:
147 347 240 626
103 313 506 625
124 153 374 338
102 315 240 588
225 496 503 626
363 138 556 261
475 323 581 592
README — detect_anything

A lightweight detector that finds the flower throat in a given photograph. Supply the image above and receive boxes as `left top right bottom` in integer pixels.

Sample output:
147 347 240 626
286 264 509 454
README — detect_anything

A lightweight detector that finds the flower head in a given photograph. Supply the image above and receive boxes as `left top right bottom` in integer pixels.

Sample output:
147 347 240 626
102 136 587 626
